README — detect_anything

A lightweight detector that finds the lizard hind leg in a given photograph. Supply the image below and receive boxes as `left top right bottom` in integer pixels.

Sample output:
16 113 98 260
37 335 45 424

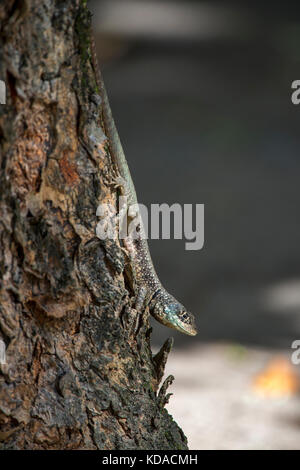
135 285 148 311
125 286 149 337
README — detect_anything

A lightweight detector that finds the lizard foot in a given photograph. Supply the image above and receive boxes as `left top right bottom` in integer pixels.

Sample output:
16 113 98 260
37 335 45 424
108 175 125 191
120 245 131 259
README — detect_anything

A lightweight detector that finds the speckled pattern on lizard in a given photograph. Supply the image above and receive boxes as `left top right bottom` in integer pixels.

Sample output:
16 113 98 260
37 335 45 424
90 30 197 336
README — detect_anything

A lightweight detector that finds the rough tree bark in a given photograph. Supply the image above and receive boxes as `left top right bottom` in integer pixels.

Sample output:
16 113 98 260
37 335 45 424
0 0 188 450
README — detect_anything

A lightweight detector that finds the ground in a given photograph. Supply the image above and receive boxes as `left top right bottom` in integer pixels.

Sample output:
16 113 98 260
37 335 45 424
164 344 300 450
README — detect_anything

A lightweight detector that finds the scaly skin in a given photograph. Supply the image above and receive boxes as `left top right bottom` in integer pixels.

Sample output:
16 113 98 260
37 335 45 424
90 32 197 336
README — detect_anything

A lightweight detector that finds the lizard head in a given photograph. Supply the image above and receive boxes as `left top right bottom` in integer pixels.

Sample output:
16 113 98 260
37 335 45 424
150 290 197 336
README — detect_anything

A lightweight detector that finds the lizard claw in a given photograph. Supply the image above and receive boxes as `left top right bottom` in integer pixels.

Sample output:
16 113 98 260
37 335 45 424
108 176 126 191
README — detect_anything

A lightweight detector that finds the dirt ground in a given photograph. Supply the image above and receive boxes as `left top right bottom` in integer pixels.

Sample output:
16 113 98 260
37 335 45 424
163 344 300 450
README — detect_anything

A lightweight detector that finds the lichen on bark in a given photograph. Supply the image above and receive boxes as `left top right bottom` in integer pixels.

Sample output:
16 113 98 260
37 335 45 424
0 0 188 450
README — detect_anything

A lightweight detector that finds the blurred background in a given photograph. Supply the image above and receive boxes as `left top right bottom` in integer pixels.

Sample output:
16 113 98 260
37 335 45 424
89 0 300 449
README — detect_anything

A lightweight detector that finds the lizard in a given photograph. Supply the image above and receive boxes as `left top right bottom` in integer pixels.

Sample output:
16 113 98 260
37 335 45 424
90 32 197 336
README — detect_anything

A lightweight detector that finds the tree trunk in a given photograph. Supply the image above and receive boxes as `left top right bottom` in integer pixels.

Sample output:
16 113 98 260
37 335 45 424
0 0 188 450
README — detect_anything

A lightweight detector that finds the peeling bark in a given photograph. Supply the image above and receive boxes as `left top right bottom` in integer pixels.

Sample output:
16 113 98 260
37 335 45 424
0 0 188 450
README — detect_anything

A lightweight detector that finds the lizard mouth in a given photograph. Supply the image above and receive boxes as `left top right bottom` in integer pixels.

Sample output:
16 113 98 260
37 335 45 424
171 314 198 336
181 323 198 336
